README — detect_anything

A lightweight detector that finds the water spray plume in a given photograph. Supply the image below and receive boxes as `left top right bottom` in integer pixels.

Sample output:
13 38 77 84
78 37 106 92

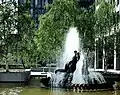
52 27 106 87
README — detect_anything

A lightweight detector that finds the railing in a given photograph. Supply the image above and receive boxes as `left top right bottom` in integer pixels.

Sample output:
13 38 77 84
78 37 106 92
30 67 56 77
31 67 56 73
0 66 56 73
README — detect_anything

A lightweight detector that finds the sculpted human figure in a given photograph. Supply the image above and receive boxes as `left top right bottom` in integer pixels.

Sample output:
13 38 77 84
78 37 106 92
60 51 80 88
55 50 80 74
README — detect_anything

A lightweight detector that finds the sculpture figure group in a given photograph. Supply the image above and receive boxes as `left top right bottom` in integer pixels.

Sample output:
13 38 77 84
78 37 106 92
55 50 80 88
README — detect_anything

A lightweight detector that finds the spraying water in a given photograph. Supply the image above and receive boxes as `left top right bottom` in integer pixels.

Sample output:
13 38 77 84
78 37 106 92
52 27 106 87
72 51 86 84
59 27 80 68
52 27 80 87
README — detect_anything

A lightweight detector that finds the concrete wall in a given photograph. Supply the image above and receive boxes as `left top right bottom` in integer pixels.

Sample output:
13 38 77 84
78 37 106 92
0 71 30 83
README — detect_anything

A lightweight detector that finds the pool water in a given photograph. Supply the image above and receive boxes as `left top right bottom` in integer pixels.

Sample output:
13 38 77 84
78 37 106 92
0 87 120 95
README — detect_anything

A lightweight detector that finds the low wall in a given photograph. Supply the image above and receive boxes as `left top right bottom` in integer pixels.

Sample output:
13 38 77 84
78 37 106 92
0 71 30 83
100 72 120 82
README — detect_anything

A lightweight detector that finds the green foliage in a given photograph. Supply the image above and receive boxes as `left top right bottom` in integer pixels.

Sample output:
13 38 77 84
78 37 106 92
0 0 18 58
95 0 115 36
94 0 120 67
76 9 95 51
35 0 80 62
0 0 37 68
95 0 119 57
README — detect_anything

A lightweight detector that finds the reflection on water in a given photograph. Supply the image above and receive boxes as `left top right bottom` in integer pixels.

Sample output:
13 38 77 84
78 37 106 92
0 87 120 95
21 88 120 95
0 87 22 95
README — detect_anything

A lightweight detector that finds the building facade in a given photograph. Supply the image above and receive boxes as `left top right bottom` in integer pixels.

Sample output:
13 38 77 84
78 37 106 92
30 0 53 28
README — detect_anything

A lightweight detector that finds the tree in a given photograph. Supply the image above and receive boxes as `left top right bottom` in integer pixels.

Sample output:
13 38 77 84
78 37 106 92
13 0 37 67
76 7 95 52
0 0 37 69
0 0 18 70
35 0 80 62
94 0 119 70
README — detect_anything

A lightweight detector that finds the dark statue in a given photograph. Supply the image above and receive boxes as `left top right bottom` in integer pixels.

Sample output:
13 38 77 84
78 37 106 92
55 51 80 74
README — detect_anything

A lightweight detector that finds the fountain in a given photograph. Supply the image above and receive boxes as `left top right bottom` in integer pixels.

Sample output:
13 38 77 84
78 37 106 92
40 27 115 90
